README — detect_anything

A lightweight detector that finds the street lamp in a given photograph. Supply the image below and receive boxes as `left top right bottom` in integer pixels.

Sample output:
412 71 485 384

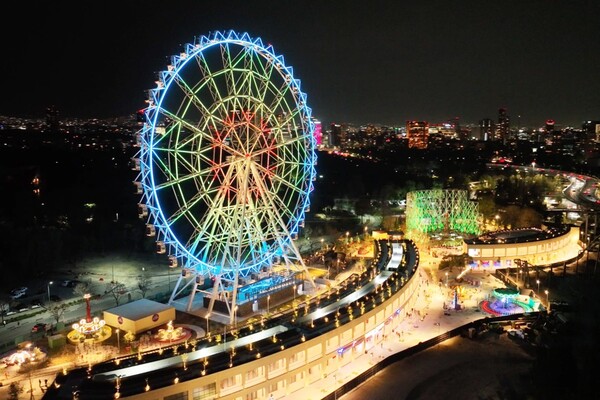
321 238 324 250
545 290 549 311
267 295 271 316
47 281 53 302
364 226 368 239
116 329 120 353
536 279 540 294
445 272 448 285
293 284 297 304
345 231 349 244
206 313 210 336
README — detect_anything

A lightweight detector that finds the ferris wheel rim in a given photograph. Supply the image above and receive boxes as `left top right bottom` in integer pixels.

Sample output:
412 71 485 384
138 30 316 278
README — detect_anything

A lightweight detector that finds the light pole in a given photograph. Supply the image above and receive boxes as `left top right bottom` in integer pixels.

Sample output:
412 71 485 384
47 281 53 302
364 226 368 239
545 290 550 311
267 295 271 316
445 272 448 285
536 279 540 294
206 313 210 336
321 238 324 250
234 305 238 329
116 329 120 353
345 231 349 244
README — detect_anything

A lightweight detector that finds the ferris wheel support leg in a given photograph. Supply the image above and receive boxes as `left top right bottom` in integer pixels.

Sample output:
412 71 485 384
206 275 221 316
230 274 240 326
168 272 185 305
288 239 317 290
186 277 200 312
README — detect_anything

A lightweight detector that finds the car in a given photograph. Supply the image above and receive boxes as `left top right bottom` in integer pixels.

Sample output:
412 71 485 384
31 323 47 333
10 286 28 298
10 291 26 300
10 286 28 294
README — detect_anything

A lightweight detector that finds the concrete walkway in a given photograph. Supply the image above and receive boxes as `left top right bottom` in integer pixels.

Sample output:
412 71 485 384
281 265 507 400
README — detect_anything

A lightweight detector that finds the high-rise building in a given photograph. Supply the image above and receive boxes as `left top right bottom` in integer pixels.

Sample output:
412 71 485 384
329 123 342 148
495 108 510 143
545 119 555 133
479 118 494 141
406 121 429 149
583 120 600 141
312 119 322 146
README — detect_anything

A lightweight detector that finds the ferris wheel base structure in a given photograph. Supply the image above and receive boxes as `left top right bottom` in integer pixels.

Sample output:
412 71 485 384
167 261 311 320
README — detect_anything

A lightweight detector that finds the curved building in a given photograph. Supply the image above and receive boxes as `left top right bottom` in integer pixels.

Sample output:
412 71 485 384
43 240 423 400
463 225 580 269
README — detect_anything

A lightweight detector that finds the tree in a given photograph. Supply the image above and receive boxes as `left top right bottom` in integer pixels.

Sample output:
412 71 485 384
477 194 498 224
45 303 68 326
73 279 92 298
137 274 152 299
108 282 128 306
439 254 473 271
503 205 541 228
7 382 23 400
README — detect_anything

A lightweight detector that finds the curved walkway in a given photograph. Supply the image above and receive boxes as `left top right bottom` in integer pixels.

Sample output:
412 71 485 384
283 267 510 400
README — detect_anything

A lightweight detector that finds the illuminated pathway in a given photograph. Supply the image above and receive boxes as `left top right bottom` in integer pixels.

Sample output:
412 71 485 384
284 268 512 400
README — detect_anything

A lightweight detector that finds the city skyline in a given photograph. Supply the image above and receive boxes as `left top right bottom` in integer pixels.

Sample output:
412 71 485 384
2 1 599 127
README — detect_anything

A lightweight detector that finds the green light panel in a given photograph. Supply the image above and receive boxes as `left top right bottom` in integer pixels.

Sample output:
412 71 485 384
406 189 480 235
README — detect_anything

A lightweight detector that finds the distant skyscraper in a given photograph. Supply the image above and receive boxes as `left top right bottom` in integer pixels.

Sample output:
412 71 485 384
479 118 494 141
329 123 342 147
545 119 555 133
406 121 429 149
495 108 510 143
312 119 322 146
582 120 600 141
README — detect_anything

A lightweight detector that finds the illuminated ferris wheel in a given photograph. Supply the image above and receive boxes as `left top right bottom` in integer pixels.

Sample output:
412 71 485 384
134 31 316 322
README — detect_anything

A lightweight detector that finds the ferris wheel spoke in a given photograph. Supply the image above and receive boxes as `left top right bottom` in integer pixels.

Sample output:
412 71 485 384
249 134 305 159
158 108 216 151
152 168 202 191
194 51 226 108
170 74 225 129
187 162 239 247
268 168 307 195
249 161 299 232
221 43 245 112
251 55 276 107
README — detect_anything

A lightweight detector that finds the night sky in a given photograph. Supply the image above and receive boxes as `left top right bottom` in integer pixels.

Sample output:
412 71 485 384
3 0 600 127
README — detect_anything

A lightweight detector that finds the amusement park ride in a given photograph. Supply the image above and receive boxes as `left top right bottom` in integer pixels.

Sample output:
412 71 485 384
133 31 318 325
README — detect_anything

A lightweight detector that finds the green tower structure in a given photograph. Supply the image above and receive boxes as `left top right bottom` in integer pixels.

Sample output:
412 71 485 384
406 189 480 236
